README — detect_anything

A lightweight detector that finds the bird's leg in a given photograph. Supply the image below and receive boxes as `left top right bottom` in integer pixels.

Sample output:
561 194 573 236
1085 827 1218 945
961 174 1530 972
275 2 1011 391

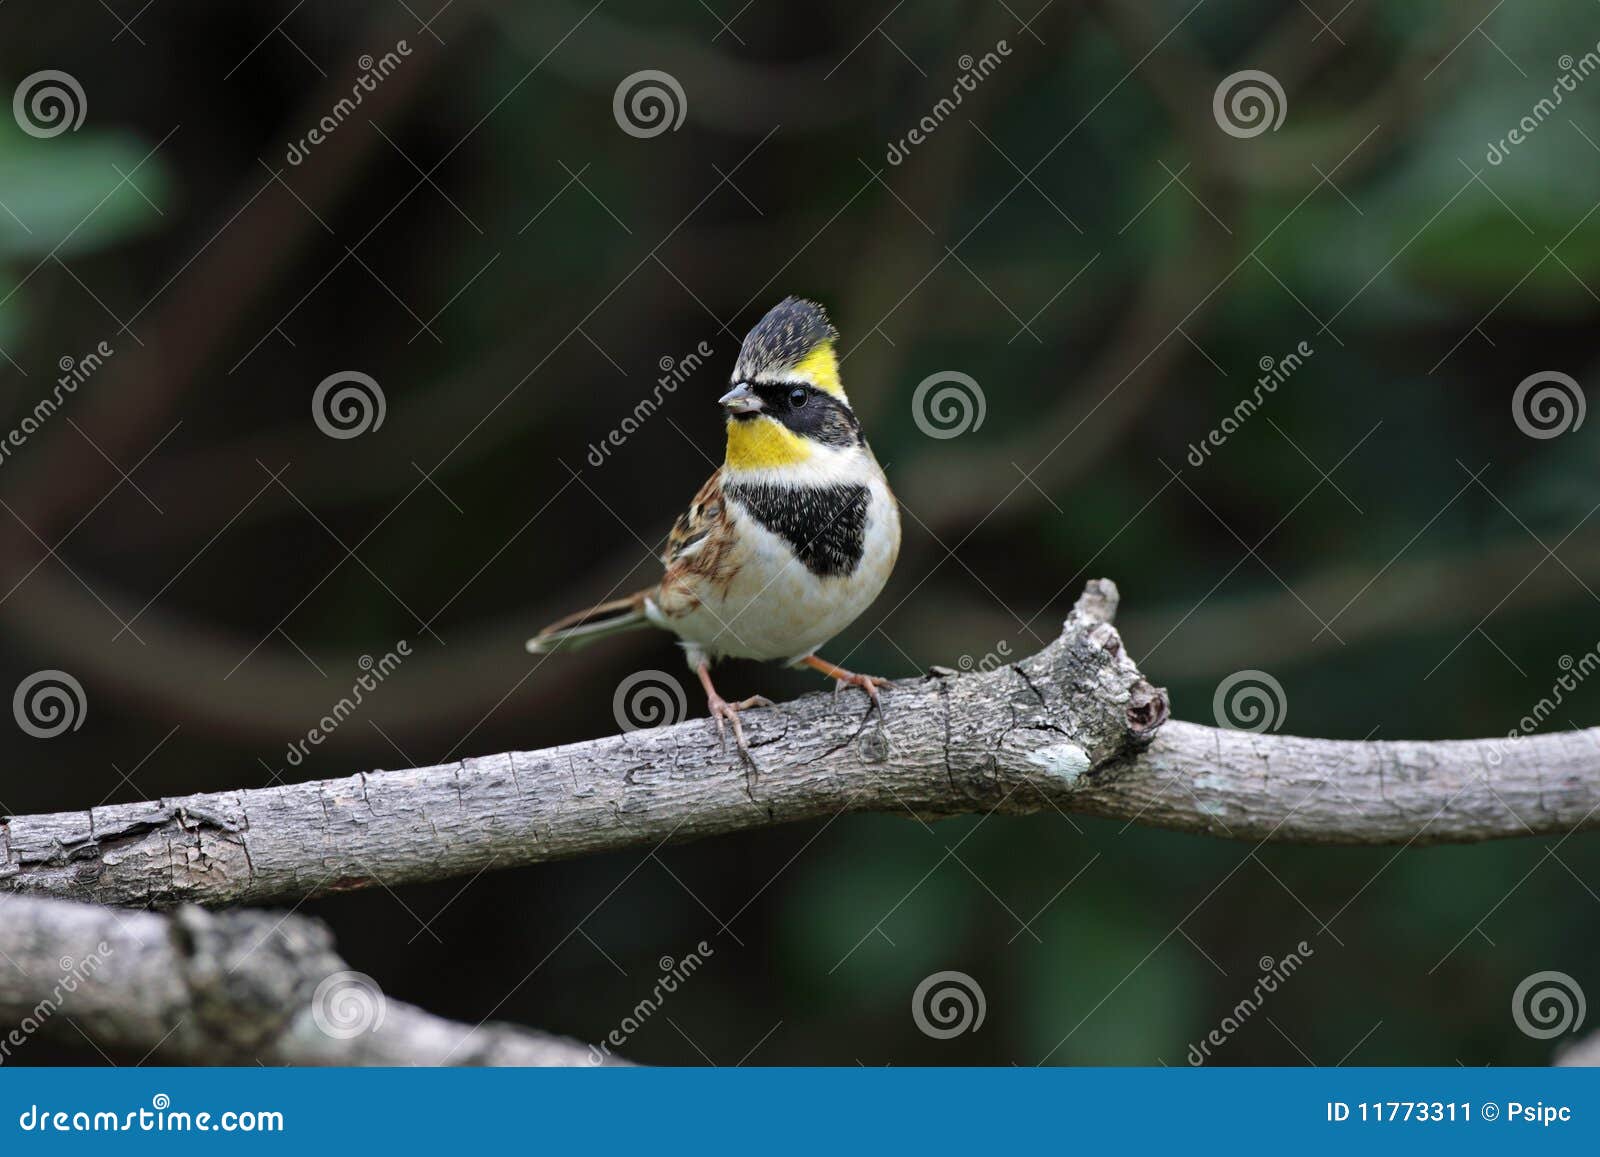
694 661 772 759
800 654 891 714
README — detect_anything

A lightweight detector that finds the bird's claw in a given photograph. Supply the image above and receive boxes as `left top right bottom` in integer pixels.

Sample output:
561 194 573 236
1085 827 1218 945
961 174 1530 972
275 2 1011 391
706 694 768 763
831 672 891 715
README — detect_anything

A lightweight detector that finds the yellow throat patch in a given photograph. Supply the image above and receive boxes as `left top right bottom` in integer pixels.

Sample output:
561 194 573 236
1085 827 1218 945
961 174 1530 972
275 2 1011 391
725 414 813 470
722 338 848 470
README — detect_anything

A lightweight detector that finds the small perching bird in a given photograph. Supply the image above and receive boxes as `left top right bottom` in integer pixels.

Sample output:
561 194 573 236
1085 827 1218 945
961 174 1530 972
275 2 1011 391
528 297 902 753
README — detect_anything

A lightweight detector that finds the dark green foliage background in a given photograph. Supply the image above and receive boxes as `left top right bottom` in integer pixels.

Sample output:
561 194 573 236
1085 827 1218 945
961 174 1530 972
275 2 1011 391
1 0 1597 1064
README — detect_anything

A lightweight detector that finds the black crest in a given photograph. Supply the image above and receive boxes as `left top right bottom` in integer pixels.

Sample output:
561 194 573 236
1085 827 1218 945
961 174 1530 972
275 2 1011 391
733 297 839 383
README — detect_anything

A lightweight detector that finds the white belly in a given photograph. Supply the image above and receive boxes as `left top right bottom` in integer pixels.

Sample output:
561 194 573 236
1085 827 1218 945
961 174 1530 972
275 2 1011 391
663 475 899 664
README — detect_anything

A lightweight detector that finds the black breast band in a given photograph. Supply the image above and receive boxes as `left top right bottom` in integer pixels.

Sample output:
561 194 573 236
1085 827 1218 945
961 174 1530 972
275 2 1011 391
726 482 870 577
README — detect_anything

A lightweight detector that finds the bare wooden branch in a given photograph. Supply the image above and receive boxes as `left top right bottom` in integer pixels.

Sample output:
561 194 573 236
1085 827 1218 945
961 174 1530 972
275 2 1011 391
0 892 611 1066
2 580 1594 912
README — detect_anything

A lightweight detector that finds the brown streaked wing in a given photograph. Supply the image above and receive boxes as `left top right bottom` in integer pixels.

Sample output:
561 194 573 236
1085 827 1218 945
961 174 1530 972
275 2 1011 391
662 469 726 567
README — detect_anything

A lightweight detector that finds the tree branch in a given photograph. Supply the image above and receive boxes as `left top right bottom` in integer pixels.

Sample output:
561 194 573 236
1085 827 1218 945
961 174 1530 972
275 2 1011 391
2 581 1594 912
0 892 612 1066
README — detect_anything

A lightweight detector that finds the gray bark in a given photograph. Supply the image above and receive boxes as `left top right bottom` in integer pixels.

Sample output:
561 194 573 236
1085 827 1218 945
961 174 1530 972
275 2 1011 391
0 891 613 1065
2 580 1594 912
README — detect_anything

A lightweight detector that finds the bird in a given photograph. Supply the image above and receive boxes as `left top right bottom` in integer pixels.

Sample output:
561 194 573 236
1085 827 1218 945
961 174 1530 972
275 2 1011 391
527 296 902 755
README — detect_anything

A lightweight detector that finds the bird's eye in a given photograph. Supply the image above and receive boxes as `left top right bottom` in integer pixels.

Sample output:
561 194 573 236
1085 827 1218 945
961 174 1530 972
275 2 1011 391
789 388 808 408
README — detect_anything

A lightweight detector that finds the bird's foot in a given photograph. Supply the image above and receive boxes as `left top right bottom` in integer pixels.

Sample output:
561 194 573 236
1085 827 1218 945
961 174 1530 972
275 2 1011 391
832 672 889 713
707 694 772 762
800 655 891 715
695 662 770 763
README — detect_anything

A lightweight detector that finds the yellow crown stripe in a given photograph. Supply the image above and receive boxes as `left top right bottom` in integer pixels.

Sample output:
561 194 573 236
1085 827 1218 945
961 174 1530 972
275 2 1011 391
792 341 846 400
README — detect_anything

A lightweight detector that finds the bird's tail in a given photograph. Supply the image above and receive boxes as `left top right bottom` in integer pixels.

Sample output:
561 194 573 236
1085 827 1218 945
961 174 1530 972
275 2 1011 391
525 589 653 654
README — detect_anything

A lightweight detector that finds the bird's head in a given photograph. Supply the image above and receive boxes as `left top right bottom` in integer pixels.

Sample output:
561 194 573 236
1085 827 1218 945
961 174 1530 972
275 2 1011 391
720 297 862 474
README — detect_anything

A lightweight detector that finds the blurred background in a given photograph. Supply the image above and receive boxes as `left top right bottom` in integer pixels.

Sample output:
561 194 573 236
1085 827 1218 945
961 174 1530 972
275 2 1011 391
2 0 1598 1065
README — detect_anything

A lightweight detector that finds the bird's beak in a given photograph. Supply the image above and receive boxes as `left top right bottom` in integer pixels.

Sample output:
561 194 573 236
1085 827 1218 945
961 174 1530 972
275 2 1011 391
718 382 763 414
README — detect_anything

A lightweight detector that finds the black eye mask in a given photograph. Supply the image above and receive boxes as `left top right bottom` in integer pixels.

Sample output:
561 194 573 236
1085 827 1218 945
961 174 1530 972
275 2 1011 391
750 382 863 448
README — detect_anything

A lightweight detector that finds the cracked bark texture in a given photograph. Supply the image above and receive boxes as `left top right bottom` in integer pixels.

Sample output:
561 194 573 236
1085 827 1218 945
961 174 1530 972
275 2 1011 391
0 891 613 1065
2 579 1595 912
